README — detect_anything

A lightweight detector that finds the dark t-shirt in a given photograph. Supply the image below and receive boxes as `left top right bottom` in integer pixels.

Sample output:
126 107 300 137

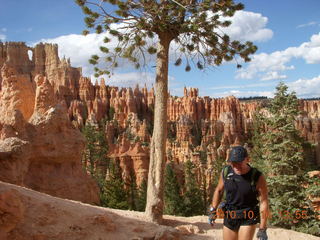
224 165 262 209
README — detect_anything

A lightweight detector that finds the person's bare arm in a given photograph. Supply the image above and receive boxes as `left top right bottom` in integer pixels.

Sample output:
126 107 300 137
211 173 224 209
256 174 269 229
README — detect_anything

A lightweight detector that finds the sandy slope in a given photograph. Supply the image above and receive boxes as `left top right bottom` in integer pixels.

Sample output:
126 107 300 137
0 181 319 240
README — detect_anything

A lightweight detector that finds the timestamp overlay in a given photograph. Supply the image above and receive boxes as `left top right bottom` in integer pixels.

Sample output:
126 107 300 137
213 208 319 222
260 208 320 223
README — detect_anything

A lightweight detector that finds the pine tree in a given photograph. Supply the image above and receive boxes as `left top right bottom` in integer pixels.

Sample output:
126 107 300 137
205 156 226 206
95 124 109 176
214 156 226 183
250 110 268 171
136 179 148 212
102 160 129 209
251 82 319 234
164 162 183 215
198 150 211 212
82 121 110 206
200 169 208 213
82 124 97 175
301 174 320 236
126 169 138 211
82 123 109 177
182 160 204 216
76 0 257 223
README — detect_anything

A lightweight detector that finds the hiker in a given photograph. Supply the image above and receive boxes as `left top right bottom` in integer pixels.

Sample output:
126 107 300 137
208 146 269 240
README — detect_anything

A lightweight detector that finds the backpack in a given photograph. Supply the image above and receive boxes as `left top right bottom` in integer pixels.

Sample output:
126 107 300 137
221 165 260 202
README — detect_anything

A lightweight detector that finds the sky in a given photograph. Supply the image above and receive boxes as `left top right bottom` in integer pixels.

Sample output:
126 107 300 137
1 0 320 98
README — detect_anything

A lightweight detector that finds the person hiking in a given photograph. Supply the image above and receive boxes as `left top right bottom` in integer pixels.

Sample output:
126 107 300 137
208 146 269 240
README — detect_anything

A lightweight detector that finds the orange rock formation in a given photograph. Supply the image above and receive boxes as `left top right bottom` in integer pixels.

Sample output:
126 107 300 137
0 45 99 204
1 42 319 200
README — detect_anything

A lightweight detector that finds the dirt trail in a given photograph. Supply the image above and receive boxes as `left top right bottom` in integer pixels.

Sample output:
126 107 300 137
0 181 319 240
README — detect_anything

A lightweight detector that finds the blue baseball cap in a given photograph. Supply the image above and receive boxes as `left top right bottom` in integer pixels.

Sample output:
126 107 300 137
228 146 248 162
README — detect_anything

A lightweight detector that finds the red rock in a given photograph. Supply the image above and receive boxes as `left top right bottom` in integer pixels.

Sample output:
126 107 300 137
0 64 35 122
1 41 320 192
33 74 56 115
0 60 99 205
89 214 117 232
0 188 24 240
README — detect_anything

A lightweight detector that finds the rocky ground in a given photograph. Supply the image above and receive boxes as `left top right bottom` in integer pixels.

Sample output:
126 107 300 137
1 181 319 240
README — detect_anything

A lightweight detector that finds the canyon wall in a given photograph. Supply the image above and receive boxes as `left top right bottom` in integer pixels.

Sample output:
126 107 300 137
0 42 319 192
0 42 99 204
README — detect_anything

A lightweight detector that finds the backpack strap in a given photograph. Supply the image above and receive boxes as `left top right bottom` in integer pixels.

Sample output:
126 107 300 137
250 167 258 186
221 165 231 203
222 165 231 182
250 167 261 196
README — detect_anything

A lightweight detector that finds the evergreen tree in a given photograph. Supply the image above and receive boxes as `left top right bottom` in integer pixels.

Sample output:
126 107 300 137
82 124 97 175
182 160 204 216
211 156 226 187
126 169 138 211
164 162 183 215
205 155 226 206
198 150 211 212
136 179 148 212
102 160 129 209
82 123 109 177
95 124 109 175
251 82 319 235
301 174 320 236
200 169 208 213
76 0 257 223
250 111 268 171
108 107 115 120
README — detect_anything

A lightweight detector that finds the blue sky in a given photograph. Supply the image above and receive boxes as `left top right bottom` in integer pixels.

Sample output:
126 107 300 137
1 0 320 98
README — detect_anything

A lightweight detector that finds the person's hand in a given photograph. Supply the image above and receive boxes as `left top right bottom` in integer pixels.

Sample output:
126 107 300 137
208 206 217 226
256 228 268 240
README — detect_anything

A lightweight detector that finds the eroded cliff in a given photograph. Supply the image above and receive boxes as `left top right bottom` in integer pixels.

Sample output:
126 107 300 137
0 42 319 202
0 43 99 204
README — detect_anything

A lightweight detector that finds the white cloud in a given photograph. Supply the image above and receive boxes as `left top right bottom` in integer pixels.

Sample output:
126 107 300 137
210 90 274 98
35 20 159 77
33 10 274 91
297 33 320 64
261 71 287 81
35 26 176 89
35 9 272 76
0 34 6 41
236 51 294 80
236 32 320 80
210 75 320 99
288 75 320 98
36 32 112 76
0 28 6 41
221 11 273 42
36 30 160 89
93 71 176 91
100 72 155 89
208 81 276 98
210 82 275 90
297 21 318 28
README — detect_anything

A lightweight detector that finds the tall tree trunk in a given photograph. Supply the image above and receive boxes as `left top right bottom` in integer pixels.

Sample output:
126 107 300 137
145 35 171 224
